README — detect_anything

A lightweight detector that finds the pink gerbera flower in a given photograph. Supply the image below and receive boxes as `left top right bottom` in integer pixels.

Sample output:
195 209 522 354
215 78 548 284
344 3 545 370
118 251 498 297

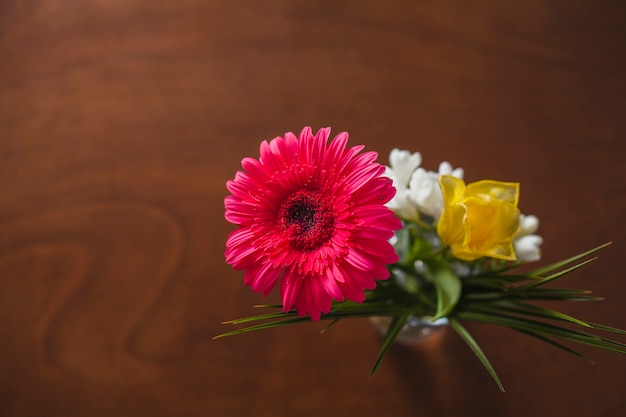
224 127 402 321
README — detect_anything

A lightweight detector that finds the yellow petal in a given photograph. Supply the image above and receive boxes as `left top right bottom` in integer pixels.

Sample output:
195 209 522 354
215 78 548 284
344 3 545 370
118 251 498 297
438 201 468 248
466 180 520 206
437 176 467 245
439 175 466 205
482 241 517 261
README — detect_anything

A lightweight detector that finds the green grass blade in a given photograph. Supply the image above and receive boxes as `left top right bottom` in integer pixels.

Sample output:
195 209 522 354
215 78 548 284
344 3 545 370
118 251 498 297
515 288 601 301
585 322 626 335
221 309 304 324
223 302 410 325
468 301 592 328
215 304 414 339
253 304 284 309
370 310 413 376
321 319 340 333
457 312 626 354
213 316 313 339
517 258 598 291
513 329 593 363
462 275 534 287
526 242 611 276
449 318 505 392
463 287 598 302
479 261 523 275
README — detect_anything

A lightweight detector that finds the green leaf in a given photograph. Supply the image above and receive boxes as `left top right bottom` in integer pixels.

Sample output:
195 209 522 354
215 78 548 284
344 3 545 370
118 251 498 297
424 259 462 320
410 234 433 259
449 318 505 391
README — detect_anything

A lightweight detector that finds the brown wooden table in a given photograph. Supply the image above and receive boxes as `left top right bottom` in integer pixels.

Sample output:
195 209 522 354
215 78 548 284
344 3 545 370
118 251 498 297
1 1 625 416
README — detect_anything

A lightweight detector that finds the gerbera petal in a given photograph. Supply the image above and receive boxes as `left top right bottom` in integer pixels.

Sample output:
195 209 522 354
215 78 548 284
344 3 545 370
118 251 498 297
225 227 256 248
342 163 386 192
225 235 260 267
337 143 365 168
352 206 403 230
301 126 324 164
337 280 366 303
244 261 281 295
345 248 376 271
241 157 271 184
325 131 349 166
354 239 399 264
320 271 344 300
351 177 397 205
280 271 302 312
330 262 347 283
226 171 263 199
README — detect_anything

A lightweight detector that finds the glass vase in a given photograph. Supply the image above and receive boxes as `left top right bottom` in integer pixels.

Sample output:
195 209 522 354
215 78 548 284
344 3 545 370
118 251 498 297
370 315 449 346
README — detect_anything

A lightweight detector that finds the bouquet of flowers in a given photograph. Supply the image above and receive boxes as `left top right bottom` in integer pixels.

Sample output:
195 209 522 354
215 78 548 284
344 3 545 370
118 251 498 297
215 126 625 390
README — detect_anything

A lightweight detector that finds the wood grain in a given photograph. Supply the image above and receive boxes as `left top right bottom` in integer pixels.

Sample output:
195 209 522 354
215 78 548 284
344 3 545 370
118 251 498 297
1 1 625 416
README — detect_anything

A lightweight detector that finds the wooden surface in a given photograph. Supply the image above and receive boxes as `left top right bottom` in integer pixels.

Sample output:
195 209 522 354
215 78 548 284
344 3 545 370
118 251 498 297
1 1 625 416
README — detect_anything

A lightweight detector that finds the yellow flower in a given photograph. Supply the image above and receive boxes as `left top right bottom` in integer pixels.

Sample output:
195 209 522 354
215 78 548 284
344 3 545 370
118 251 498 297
437 175 521 261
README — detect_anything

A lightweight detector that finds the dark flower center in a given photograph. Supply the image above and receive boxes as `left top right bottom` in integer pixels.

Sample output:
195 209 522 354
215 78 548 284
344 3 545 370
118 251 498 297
278 189 335 251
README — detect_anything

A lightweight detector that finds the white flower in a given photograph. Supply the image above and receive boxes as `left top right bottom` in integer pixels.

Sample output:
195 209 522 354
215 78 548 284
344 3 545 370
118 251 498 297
384 149 422 221
385 171 419 221
384 149 463 221
513 214 543 262
407 161 464 219
388 149 422 187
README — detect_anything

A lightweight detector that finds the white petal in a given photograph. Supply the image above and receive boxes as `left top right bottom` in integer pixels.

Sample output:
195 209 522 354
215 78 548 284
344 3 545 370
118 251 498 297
514 234 543 262
389 149 422 187
407 168 444 218
438 161 463 179
438 161 453 175
518 214 540 235
386 187 420 222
